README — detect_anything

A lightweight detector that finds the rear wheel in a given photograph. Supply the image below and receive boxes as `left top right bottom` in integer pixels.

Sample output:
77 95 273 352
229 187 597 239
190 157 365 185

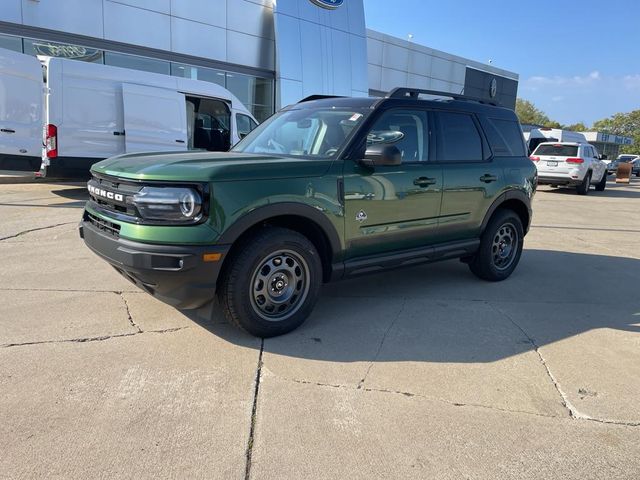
469 209 524 282
218 227 322 337
595 171 607 191
576 172 591 195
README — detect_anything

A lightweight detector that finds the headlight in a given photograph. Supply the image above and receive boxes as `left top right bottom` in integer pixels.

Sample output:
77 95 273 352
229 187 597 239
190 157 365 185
132 186 203 223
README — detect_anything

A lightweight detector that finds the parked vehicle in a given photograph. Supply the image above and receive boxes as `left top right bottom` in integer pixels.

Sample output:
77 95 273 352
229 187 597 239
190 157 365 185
80 88 537 337
608 154 640 176
0 47 258 177
531 142 607 195
524 127 587 155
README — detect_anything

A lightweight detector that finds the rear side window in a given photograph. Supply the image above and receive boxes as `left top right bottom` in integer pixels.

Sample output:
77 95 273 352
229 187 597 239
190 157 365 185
436 112 483 162
481 118 526 157
534 145 578 157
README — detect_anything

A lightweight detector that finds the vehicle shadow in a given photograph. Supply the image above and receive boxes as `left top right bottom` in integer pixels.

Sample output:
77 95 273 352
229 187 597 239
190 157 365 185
184 249 640 364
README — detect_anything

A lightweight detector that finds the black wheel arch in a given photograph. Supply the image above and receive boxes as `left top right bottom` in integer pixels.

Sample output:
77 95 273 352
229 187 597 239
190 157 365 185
216 202 343 283
481 191 532 235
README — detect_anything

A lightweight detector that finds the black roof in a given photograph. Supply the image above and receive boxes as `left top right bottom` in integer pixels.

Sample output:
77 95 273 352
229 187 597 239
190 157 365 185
289 90 515 119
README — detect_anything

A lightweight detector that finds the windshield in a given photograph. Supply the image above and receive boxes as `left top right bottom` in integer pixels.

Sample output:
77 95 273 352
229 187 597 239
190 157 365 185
534 144 578 157
232 107 369 158
618 155 636 162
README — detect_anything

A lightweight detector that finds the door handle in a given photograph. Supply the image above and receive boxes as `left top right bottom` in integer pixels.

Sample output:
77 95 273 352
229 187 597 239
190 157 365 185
113 131 125 136
175 139 185 144
1 128 16 134
480 174 498 183
413 177 437 187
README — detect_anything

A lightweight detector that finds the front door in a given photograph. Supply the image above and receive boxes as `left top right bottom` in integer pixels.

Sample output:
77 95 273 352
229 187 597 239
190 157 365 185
343 108 443 258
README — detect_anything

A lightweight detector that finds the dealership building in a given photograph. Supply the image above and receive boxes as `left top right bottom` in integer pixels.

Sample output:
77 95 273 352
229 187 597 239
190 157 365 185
0 0 519 122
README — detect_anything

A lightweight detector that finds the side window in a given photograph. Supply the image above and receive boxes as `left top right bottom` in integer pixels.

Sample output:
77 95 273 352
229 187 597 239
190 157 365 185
366 109 429 162
481 118 526 157
436 112 483 162
186 96 231 152
237 113 258 139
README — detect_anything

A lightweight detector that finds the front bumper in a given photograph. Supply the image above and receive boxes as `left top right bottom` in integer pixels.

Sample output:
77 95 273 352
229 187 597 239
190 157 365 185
79 219 229 310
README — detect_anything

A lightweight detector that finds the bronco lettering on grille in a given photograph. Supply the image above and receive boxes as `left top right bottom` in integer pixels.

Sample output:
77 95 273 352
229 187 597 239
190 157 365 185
88 184 124 202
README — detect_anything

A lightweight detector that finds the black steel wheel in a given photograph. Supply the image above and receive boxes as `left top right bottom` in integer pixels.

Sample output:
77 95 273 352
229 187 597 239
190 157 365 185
469 209 524 281
218 227 322 337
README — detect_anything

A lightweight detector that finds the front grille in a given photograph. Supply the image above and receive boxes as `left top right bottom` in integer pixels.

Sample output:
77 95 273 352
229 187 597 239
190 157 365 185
87 174 141 218
85 212 121 238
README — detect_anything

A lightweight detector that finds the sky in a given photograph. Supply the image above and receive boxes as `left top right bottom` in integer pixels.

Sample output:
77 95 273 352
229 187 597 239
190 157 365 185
363 0 640 126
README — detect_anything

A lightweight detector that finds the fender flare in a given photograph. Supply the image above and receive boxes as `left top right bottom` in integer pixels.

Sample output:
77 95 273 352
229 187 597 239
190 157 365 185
480 190 532 233
217 202 343 259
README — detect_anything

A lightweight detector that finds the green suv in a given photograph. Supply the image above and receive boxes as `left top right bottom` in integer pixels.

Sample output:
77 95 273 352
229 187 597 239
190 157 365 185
80 88 536 337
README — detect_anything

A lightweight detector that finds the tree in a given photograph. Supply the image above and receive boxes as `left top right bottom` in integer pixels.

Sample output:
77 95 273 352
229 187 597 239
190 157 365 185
564 122 588 132
592 110 640 154
515 98 551 126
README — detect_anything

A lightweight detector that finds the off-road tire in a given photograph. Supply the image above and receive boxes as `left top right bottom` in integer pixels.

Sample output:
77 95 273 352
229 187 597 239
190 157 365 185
576 172 591 195
469 209 524 282
595 171 607 192
217 227 322 337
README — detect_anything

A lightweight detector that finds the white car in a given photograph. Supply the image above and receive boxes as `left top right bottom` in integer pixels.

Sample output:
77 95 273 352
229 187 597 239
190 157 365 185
530 142 607 195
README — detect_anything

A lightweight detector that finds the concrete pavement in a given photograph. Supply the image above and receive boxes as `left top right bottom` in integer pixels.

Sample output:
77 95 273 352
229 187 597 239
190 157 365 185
1 179 639 479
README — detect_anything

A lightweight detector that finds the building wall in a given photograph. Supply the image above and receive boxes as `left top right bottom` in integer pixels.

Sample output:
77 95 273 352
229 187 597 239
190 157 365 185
0 0 275 71
272 0 368 108
367 29 518 108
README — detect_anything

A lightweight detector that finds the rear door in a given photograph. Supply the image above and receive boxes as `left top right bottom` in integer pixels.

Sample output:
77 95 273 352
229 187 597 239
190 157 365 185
122 83 187 152
0 47 43 171
435 110 503 241
534 144 579 175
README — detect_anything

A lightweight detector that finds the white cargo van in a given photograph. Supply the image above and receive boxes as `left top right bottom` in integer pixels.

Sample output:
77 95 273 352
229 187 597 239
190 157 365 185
0 47 259 177
523 127 587 155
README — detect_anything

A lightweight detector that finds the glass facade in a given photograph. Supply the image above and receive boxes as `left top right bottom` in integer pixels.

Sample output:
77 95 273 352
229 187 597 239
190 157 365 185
0 34 274 122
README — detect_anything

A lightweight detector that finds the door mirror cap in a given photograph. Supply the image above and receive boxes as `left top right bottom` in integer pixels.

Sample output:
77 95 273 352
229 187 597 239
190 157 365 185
363 144 402 166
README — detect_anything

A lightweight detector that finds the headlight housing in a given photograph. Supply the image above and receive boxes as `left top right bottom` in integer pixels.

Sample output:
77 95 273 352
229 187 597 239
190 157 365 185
132 186 204 223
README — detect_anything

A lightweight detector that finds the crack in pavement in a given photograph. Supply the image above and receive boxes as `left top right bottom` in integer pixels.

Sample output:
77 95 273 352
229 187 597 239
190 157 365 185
489 302 640 428
0 222 77 241
1 327 188 349
357 297 406 389
0 288 142 294
284 376 563 420
245 339 264 480
119 292 142 333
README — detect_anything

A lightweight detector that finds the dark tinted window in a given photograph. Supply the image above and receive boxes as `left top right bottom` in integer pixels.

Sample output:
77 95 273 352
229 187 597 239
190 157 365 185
534 145 578 157
482 118 526 157
437 112 483 162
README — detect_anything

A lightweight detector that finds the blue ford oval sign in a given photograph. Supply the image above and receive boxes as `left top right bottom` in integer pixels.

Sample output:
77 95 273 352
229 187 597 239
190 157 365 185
310 0 344 9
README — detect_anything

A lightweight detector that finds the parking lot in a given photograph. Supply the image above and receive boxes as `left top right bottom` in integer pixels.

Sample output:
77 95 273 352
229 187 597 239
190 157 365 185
1 178 639 479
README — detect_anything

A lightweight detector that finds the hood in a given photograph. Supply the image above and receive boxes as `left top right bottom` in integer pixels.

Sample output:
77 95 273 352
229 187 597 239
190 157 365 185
91 151 334 182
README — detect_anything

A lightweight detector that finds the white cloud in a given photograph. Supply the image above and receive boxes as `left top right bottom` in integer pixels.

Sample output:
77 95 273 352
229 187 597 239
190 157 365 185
519 71 640 125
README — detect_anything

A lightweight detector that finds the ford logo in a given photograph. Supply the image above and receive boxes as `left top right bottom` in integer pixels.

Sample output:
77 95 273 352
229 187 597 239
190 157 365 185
309 0 344 9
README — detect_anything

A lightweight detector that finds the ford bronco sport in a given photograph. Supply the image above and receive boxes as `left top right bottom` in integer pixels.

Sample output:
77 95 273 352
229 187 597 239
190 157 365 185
80 88 537 337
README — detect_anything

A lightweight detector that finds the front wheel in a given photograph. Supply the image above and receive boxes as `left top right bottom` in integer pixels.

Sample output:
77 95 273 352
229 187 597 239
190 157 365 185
218 227 322 337
469 209 524 282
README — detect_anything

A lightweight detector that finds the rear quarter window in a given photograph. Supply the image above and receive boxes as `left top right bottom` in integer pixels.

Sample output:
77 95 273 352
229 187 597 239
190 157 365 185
481 117 526 157
534 145 579 157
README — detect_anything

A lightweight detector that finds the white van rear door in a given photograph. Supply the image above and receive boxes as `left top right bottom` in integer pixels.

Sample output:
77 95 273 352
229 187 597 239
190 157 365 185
0 47 43 167
122 83 187 152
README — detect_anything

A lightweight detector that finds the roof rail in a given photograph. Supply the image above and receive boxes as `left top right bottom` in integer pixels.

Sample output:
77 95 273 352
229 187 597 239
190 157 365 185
386 88 499 106
298 94 345 103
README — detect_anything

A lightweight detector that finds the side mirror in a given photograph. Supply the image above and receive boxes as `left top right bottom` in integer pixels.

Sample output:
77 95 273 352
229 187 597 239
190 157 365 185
362 144 402 166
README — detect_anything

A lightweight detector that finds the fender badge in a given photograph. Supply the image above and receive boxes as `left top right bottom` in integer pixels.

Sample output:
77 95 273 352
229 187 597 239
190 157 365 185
356 210 368 223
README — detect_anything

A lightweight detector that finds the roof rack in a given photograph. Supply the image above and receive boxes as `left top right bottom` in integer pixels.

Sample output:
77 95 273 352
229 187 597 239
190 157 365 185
298 94 345 103
386 88 499 106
